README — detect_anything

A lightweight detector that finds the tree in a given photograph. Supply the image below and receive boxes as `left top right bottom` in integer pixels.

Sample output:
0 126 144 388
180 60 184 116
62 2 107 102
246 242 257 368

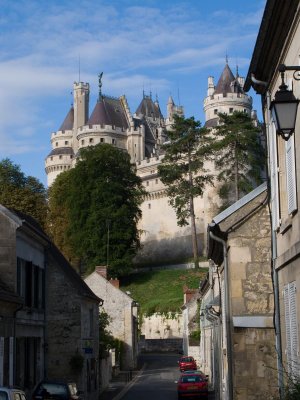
0 158 47 228
158 115 213 267
213 111 265 208
47 144 145 277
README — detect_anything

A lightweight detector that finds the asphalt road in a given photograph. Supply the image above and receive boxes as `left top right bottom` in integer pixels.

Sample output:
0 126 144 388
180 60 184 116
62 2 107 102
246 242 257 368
121 353 215 400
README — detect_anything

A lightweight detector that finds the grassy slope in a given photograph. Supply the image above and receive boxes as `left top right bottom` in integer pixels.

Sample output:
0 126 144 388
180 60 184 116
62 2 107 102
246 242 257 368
120 268 207 316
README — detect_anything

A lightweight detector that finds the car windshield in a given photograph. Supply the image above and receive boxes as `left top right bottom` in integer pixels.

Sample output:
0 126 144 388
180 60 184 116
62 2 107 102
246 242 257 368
37 384 68 396
181 376 203 383
0 392 8 400
182 357 193 362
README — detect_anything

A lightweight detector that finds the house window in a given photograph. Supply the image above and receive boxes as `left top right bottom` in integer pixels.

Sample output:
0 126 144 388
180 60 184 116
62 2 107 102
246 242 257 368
56 142 58 147
65 141 68 145
17 258 44 309
283 282 299 377
229 108 233 114
112 139 116 145
81 140 84 145
89 138 93 143
70 155 73 159
285 136 297 214
214 109 218 115
100 138 104 143
89 309 94 337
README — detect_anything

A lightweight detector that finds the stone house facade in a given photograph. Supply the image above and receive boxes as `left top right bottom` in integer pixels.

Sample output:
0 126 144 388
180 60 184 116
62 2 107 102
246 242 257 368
84 266 138 371
181 288 200 367
0 204 101 400
206 183 278 400
244 0 300 392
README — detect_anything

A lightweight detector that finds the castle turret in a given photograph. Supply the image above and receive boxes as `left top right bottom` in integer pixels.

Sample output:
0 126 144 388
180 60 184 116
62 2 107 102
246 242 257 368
203 63 252 128
73 82 89 152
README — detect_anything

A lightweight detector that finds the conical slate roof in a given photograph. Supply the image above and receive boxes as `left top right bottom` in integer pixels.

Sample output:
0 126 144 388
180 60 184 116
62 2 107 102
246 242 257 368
214 64 243 95
87 96 129 129
59 107 74 131
136 95 163 119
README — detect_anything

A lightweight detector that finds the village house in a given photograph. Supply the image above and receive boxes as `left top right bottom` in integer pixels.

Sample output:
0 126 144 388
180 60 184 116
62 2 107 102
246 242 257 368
205 183 278 399
84 267 138 373
244 0 300 395
181 287 200 367
0 204 101 400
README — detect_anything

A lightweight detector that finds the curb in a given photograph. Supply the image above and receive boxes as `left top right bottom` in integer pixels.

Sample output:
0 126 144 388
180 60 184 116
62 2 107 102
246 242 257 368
112 364 146 400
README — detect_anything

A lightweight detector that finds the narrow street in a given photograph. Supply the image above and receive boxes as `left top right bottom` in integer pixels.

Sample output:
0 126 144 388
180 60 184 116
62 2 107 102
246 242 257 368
120 353 215 400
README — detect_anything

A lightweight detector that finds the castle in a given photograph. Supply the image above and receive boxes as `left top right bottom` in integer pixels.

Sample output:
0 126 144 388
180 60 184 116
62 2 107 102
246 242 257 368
45 62 256 264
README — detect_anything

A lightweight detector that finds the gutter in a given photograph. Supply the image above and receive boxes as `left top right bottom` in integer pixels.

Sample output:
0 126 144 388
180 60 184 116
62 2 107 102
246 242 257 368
209 230 233 400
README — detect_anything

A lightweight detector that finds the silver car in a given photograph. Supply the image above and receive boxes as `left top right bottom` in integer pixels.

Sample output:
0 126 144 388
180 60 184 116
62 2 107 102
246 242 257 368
0 387 27 400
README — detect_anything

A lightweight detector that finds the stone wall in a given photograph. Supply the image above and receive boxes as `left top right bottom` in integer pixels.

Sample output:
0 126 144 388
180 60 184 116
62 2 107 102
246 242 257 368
140 313 182 339
139 337 183 353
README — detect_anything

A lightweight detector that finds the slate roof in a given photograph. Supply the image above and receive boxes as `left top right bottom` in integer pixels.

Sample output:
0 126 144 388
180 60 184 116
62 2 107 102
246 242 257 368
47 147 74 157
214 64 244 95
87 96 129 129
59 107 74 131
136 96 163 119
205 118 219 128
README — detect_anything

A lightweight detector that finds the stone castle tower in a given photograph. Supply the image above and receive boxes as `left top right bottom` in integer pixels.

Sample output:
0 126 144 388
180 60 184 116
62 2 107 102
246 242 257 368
45 63 256 264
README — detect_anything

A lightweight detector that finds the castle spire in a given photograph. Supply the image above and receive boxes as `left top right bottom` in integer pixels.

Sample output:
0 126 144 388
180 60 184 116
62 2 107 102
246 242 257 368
98 72 103 101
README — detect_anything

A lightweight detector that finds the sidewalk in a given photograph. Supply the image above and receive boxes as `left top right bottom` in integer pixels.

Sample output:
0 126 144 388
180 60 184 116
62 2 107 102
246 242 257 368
99 369 141 400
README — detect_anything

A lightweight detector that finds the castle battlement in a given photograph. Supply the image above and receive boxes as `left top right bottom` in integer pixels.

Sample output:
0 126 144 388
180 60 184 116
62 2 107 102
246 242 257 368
51 130 73 139
136 154 164 168
204 92 252 105
77 124 127 135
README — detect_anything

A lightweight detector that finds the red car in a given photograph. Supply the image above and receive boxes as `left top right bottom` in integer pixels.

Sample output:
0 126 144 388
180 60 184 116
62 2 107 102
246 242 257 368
178 356 197 372
176 371 208 399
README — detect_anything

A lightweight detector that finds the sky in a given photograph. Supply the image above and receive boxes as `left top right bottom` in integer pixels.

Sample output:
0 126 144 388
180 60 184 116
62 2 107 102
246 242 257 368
0 0 266 186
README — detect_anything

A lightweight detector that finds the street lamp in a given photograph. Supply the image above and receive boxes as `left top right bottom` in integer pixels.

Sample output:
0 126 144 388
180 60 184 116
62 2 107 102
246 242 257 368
270 64 300 141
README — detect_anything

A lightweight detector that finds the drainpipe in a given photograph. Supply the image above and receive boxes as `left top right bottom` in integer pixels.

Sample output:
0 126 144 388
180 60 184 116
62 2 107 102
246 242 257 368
209 231 233 400
264 89 284 399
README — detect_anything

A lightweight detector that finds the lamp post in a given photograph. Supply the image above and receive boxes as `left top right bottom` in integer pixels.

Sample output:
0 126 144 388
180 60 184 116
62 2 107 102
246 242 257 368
270 64 300 141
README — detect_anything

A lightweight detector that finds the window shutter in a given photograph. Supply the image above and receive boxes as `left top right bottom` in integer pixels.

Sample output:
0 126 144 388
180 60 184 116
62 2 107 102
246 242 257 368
284 282 299 377
284 285 292 366
285 136 297 214
269 122 280 229
289 282 299 377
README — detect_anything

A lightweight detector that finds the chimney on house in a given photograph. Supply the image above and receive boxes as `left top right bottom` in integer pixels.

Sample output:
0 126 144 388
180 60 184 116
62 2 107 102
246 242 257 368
183 287 196 304
110 278 119 289
95 266 107 279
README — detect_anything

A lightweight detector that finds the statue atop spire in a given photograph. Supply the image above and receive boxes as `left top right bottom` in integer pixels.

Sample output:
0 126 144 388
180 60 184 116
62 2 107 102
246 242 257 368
98 72 103 101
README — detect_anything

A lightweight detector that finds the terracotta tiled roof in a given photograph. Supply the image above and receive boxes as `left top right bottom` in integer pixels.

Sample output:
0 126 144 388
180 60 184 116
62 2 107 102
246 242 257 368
87 96 129 129
59 107 74 131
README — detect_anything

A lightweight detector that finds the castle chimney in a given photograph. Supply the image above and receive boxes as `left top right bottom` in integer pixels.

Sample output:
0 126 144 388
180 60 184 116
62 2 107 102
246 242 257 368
183 288 197 304
95 266 107 279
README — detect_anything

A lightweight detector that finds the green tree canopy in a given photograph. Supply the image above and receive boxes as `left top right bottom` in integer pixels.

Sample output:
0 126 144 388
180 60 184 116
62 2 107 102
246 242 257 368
0 158 47 228
158 115 213 267
47 144 145 277
213 111 265 208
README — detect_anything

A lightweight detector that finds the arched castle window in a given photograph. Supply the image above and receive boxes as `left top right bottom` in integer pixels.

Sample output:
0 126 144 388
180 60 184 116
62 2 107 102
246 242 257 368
89 138 93 143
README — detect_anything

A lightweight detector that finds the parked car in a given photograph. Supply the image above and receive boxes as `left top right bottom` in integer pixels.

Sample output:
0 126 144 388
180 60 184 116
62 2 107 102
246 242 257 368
0 387 27 400
177 356 197 372
175 371 208 399
32 381 81 400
